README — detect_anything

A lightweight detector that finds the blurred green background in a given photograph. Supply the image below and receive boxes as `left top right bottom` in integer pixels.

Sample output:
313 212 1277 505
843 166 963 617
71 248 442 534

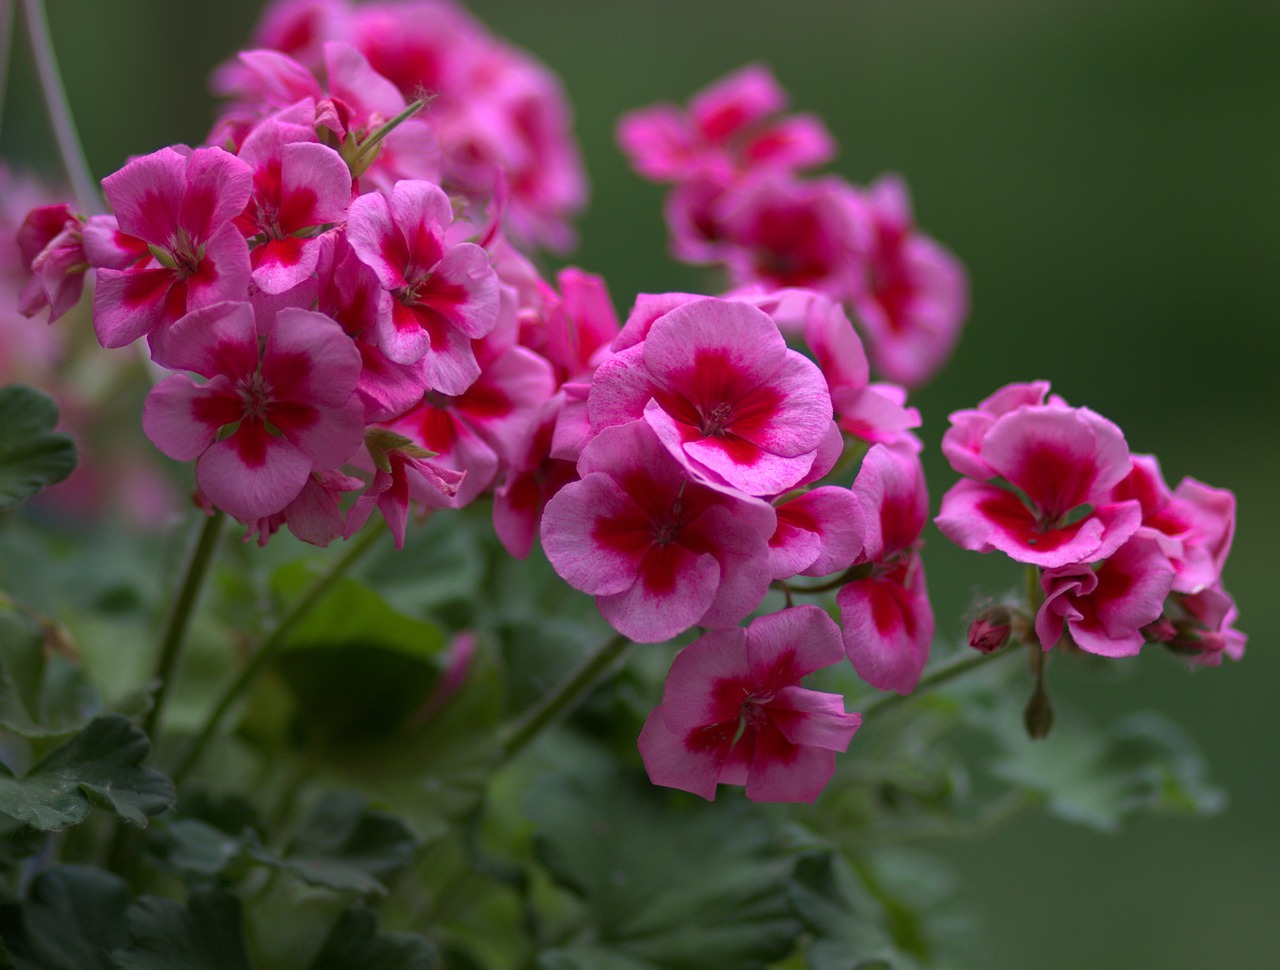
3 0 1277 966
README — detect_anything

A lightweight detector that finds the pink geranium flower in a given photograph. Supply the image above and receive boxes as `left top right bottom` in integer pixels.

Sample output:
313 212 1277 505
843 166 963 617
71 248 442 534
541 419 775 643
588 297 834 496
17 204 87 323
848 174 968 389
1035 537 1176 657
638 605 861 803
233 118 352 294
95 147 253 358
346 179 500 393
142 301 364 522
935 401 1142 569
837 444 934 694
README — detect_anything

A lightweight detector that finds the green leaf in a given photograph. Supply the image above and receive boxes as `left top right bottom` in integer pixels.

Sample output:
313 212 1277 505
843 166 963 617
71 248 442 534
988 707 1226 832
269 565 447 746
0 714 175 831
0 866 130 969
527 763 801 970
114 888 253 970
0 604 102 739
307 906 436 970
0 385 76 510
788 852 899 970
249 791 418 896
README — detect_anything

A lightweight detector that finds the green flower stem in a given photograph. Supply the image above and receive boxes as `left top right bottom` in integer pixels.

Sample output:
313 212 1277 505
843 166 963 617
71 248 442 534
172 519 388 785
859 642 1018 722
501 632 631 763
19 0 100 213
140 510 226 745
1023 563 1054 738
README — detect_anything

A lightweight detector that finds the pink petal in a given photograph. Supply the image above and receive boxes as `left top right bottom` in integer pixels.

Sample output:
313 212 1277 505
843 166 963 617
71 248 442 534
141 374 227 460
153 301 258 380
745 604 846 686
180 148 254 242
838 557 933 695
197 421 312 521
597 541 721 643
659 627 752 733
637 706 724 801
767 686 861 751
540 472 647 597
101 148 186 245
745 725 836 803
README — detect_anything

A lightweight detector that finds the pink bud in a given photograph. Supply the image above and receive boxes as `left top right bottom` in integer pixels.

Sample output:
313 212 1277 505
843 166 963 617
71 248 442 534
969 607 1012 653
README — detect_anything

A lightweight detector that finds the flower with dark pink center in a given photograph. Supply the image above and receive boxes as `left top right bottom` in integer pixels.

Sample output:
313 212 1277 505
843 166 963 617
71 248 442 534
541 419 776 643
935 400 1143 569
95 147 253 359
346 178 500 394
588 296 834 497
142 301 364 522
638 605 861 802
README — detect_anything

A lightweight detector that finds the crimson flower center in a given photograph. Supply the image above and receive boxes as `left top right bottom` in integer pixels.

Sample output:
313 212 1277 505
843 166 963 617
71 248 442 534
699 400 734 437
236 371 273 420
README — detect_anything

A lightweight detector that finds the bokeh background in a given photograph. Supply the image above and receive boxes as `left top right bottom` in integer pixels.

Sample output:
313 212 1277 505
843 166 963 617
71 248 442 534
3 1 1277 966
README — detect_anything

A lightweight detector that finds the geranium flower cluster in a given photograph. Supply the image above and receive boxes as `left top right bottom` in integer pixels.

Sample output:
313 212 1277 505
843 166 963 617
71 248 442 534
618 65 968 388
936 382 1244 665
12 0 1242 807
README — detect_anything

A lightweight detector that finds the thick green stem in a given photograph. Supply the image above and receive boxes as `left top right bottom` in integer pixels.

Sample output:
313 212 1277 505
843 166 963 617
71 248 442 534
860 642 1018 722
20 0 99 213
141 510 225 745
172 520 388 784
501 633 631 762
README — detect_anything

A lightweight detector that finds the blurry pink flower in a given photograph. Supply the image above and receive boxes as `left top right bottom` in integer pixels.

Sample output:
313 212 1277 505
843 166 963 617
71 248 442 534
617 63 835 185
541 419 775 643
17 204 87 323
142 302 364 522
848 174 968 389
638 605 861 803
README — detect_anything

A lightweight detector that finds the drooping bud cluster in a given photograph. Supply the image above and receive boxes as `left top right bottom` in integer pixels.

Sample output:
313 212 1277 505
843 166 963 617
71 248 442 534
936 382 1243 665
618 66 968 388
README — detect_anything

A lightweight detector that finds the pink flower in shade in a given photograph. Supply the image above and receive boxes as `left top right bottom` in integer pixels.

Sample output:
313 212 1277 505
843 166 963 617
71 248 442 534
847 174 968 389
768 486 866 581
233 119 352 294
837 444 934 694
141 301 364 522
1106 454 1236 595
313 230 429 423
95 147 254 357
1151 583 1246 667
17 204 87 323
344 435 466 549
717 176 865 300
346 179 500 393
372 337 557 513
538 267 620 383
1035 537 1176 658
588 297 834 497
540 419 776 643
617 63 835 186
934 402 1143 570
241 467 364 547
759 288 922 451
492 395 579 559
637 606 861 803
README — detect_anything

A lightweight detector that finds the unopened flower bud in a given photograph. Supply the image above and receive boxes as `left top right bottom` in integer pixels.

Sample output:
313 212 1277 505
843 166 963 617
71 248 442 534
1023 684 1055 740
1142 617 1178 644
969 606 1012 653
